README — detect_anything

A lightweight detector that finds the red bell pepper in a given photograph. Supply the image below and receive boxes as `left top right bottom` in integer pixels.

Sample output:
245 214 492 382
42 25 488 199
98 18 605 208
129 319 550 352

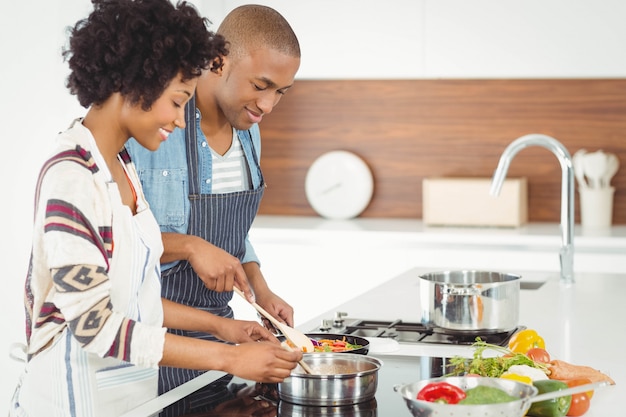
417 382 467 404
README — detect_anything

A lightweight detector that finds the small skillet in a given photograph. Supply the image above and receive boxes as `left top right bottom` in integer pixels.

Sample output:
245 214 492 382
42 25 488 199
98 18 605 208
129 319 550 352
279 333 370 355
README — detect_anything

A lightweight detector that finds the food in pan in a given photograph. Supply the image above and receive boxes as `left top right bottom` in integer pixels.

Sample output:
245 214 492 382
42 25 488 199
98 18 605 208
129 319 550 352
312 337 363 352
283 333 368 354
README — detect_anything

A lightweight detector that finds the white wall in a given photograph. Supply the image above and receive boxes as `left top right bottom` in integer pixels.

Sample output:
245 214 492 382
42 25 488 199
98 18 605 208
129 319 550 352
214 0 626 79
2 0 626 409
1 0 90 409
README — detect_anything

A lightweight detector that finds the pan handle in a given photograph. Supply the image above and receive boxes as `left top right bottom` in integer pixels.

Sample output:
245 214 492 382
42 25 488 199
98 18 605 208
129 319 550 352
528 381 611 404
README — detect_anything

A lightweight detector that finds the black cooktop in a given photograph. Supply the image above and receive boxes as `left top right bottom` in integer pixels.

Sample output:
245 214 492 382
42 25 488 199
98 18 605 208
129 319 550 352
177 354 455 416
170 318 524 416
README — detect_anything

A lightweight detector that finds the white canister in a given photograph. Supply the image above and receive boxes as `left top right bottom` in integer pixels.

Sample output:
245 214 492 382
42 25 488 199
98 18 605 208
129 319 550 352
579 187 615 230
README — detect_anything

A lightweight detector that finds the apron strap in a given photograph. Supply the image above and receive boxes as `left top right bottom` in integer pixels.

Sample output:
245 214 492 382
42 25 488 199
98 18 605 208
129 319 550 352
184 96 202 195
240 129 263 184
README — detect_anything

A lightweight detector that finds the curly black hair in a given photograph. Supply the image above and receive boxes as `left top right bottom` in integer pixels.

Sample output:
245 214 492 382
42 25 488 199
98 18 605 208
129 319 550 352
63 0 227 110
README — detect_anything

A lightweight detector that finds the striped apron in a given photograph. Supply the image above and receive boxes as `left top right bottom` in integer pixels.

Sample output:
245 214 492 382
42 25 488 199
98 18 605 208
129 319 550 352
158 106 265 416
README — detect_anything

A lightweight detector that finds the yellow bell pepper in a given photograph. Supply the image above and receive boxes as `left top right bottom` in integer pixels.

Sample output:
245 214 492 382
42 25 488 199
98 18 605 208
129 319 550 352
500 373 533 385
508 329 545 354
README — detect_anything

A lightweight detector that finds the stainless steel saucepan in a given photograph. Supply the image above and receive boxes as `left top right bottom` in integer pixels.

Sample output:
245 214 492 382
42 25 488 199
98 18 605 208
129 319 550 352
419 270 520 332
278 353 382 406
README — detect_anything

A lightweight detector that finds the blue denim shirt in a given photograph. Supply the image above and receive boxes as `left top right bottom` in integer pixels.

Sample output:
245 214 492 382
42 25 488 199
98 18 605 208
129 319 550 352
126 109 262 270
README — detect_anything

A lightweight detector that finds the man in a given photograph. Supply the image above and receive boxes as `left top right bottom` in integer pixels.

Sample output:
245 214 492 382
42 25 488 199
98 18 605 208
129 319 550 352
126 4 301 414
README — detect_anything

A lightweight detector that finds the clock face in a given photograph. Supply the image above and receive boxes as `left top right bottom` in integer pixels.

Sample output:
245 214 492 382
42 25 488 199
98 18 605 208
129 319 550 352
305 151 374 220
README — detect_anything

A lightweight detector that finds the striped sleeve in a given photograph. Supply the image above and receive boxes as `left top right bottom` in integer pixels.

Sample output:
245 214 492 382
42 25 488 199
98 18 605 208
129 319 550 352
45 199 112 263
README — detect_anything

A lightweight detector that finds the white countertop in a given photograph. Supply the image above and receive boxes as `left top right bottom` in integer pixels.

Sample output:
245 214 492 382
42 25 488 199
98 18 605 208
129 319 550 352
298 267 623 416
251 215 626 253
124 266 623 416
119 217 625 416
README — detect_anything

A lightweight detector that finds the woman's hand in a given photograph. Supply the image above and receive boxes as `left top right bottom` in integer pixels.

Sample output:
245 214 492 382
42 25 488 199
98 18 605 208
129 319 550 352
213 318 279 345
223 342 302 383
161 334 301 382
162 299 278 344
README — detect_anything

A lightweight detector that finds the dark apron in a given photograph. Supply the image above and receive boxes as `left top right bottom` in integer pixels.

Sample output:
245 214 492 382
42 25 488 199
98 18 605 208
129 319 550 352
159 98 264 416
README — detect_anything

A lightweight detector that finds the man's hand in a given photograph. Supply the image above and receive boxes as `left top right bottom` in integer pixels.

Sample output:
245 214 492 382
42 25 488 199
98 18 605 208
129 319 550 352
242 262 294 327
255 291 295 328
161 233 255 302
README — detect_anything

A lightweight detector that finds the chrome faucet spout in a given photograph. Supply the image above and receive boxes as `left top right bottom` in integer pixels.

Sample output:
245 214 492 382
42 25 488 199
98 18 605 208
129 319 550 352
490 134 575 285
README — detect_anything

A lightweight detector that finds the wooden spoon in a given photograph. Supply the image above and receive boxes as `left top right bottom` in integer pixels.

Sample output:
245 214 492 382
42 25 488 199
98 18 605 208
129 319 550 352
279 343 316 375
232 287 314 352
232 287 316 374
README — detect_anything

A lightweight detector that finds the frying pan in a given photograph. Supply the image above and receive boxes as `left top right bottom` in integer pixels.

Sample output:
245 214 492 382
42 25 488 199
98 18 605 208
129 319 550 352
278 333 370 355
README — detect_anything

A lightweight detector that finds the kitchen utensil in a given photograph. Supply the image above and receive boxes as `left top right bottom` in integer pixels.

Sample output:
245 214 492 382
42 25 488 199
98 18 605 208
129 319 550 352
602 152 619 187
233 287 315 354
582 150 608 189
280 345 316 375
232 287 316 375
419 270 520 332
395 376 610 417
579 186 615 230
573 149 588 189
278 353 382 406
278 333 370 355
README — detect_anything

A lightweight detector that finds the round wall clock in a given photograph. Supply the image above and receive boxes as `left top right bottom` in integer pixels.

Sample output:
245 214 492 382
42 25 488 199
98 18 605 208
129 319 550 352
305 150 374 220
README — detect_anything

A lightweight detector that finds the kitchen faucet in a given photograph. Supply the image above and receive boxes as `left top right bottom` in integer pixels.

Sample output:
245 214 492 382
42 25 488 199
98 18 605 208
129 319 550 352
490 134 575 285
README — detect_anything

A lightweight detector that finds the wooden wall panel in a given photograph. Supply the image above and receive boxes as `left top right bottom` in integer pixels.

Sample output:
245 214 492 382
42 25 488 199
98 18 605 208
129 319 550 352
258 79 626 224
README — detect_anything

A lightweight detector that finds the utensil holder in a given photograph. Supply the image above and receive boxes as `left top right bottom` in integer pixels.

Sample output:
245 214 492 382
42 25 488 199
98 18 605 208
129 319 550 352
579 187 614 230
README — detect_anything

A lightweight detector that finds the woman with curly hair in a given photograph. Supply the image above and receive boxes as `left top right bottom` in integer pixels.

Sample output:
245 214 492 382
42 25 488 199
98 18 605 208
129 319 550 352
9 1 301 416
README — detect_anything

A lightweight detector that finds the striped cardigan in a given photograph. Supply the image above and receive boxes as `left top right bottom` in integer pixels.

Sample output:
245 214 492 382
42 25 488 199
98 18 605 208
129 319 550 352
24 119 165 367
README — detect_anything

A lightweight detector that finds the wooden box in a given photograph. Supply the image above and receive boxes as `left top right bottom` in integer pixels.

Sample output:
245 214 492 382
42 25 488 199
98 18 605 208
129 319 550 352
422 177 528 227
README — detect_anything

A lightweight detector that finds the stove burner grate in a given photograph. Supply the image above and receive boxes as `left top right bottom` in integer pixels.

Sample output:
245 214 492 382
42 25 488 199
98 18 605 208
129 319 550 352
339 319 522 346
